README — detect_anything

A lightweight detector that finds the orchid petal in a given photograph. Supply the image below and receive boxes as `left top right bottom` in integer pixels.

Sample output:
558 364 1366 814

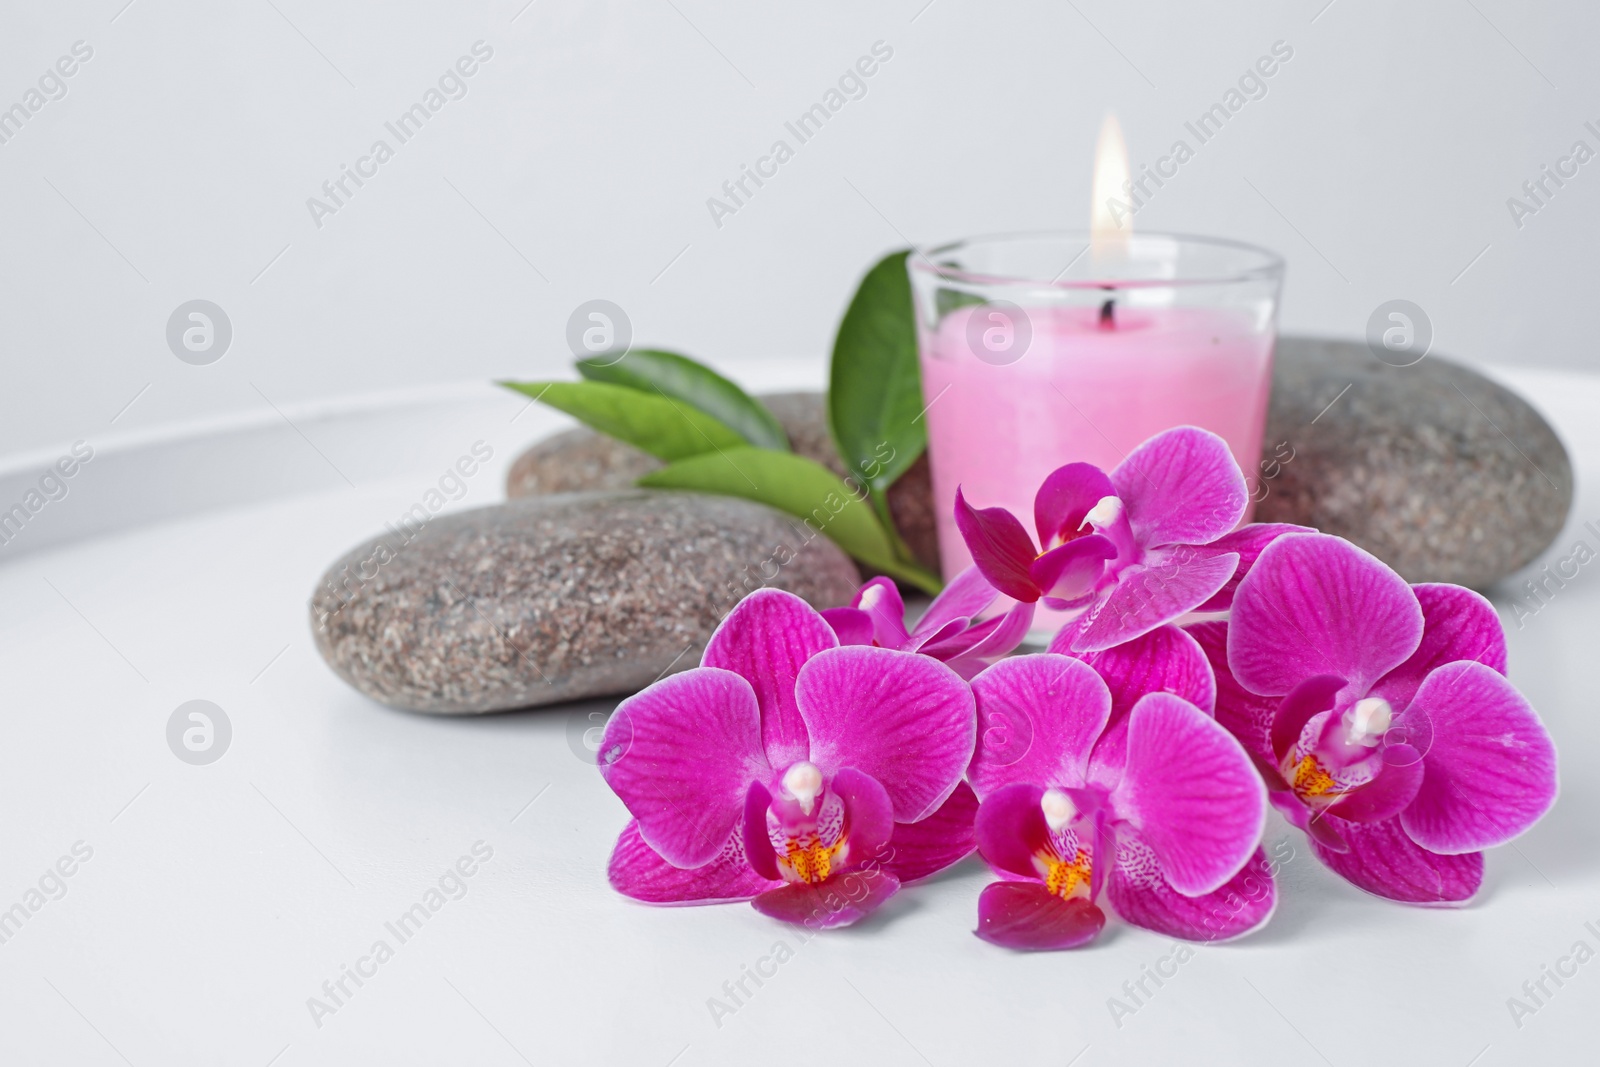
973 782 1050 881
1372 584 1509 710
1111 426 1247 548
1058 624 1217 721
954 488 1041 602
851 577 911 649
1041 590 1098 614
1083 718 1132 790
1228 532 1424 699
832 767 896 871
926 602 1035 665
1188 621 1276 766
599 668 768 869
1032 462 1117 548
742 781 780 880
967 602 1037 657
1400 662 1558 854
1312 814 1483 905
1270 674 1348 762
912 565 1001 642
883 782 979 884
1271 791 1349 852
821 607 875 647
703 588 837 768
1191 523 1315 613
975 882 1105 950
1061 625 1217 790
1326 758 1424 824
1062 550 1237 653
1029 536 1117 601
940 655 996 682
797 646 975 822
752 869 901 929
968 655 1112 799
1109 840 1276 942
1111 693 1266 896
916 623 988 662
608 821 779 904
905 617 973 656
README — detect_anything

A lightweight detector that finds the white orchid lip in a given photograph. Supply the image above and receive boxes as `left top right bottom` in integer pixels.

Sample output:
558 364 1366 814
1040 789 1077 832
1081 495 1123 531
782 761 824 815
1348 697 1393 745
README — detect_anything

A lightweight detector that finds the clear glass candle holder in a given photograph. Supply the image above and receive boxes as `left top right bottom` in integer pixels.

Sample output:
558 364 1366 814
908 230 1284 592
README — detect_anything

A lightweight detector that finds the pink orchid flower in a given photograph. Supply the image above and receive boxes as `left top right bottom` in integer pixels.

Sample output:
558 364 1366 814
1194 531 1558 905
966 635 1271 950
599 588 979 928
954 425 1307 654
821 566 1035 679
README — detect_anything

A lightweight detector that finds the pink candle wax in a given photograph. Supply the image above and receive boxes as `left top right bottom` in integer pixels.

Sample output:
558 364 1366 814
919 303 1274 590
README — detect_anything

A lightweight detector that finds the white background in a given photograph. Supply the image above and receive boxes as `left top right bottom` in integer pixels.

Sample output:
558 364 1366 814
3 3 1599 1065
1 0 1596 457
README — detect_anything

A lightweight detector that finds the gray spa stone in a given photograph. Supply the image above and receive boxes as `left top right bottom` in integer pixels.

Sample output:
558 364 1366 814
1256 337 1571 587
310 491 860 714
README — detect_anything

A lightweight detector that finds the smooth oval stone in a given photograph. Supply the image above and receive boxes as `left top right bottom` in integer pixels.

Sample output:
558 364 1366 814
506 391 941 573
1256 337 1571 587
310 491 860 713
504 426 660 497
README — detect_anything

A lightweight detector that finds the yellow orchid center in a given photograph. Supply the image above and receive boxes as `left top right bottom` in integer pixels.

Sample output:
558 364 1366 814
1035 790 1092 899
1043 848 1093 900
778 833 842 884
1290 754 1337 799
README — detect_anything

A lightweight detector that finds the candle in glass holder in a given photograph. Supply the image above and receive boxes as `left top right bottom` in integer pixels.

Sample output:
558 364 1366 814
907 119 1283 626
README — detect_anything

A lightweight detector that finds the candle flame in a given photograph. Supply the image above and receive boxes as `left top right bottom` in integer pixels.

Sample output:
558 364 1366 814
1090 112 1131 258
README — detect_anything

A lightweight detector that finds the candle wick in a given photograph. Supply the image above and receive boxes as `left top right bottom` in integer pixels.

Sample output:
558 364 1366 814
1098 296 1116 330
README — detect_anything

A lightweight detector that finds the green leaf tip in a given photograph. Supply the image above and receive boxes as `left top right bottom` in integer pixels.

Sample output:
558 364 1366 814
576 348 789 452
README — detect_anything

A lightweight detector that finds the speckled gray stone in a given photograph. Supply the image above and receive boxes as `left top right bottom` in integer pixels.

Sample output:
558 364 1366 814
1256 337 1571 587
310 491 860 713
506 391 941 572
504 426 661 498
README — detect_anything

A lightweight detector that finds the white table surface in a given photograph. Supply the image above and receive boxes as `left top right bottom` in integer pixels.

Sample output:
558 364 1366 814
2 364 1597 1067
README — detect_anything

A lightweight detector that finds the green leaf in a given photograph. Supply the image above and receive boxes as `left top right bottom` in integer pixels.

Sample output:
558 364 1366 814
828 249 926 496
935 287 987 319
638 447 942 594
499 380 745 462
577 348 789 451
